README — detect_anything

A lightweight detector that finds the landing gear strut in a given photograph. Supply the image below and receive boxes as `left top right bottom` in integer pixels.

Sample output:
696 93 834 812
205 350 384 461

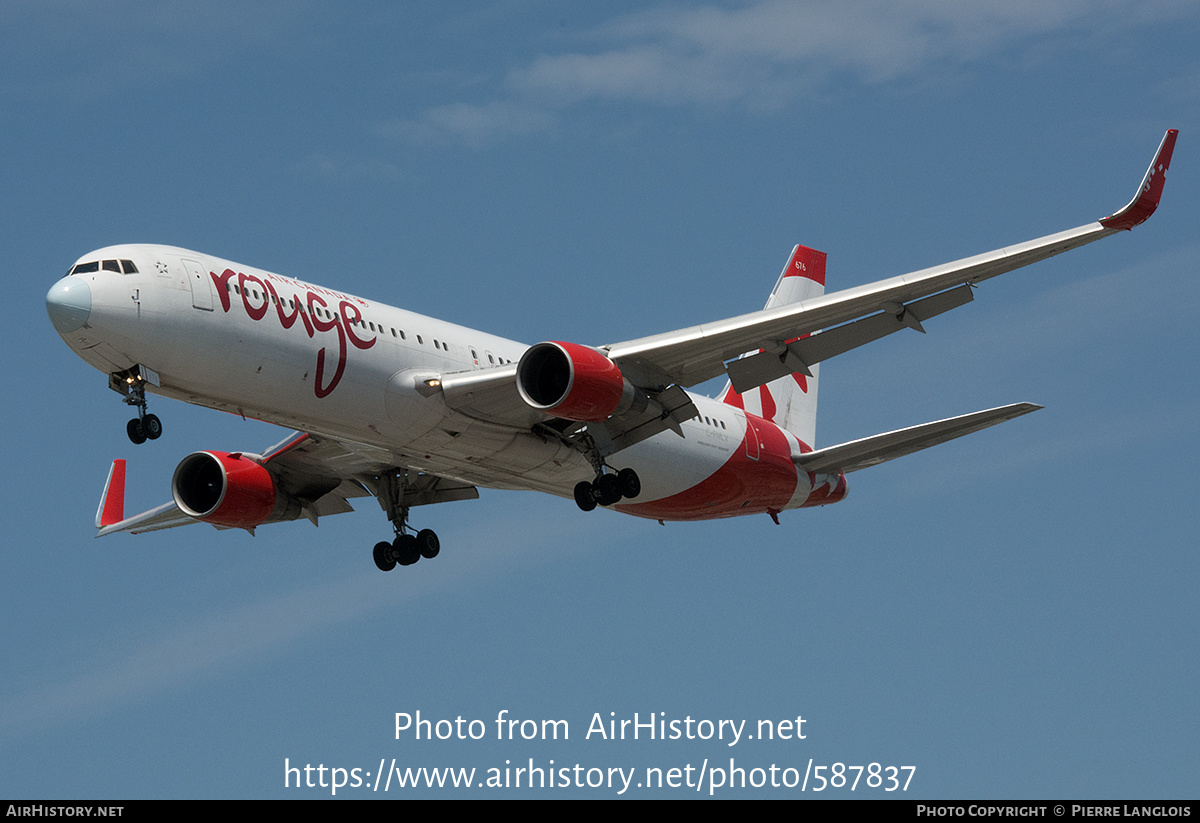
574 467 640 512
371 472 441 572
115 368 162 444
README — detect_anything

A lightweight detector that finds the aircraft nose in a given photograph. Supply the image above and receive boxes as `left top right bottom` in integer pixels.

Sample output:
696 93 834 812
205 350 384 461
46 276 92 333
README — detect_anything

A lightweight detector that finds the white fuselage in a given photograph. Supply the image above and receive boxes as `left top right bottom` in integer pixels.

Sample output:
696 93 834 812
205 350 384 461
51 244 845 521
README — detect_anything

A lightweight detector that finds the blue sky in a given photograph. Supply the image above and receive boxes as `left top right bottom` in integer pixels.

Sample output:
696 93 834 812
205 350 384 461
3 1 1197 799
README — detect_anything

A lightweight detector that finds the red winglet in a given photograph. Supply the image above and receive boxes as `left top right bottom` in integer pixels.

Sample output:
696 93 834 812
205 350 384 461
1099 129 1178 231
96 459 127 528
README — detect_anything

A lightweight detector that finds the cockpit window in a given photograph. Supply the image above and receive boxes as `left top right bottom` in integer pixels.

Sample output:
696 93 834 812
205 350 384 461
66 259 139 276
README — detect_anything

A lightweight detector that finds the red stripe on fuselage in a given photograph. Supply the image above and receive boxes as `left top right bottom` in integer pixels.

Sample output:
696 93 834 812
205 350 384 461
618 414 798 521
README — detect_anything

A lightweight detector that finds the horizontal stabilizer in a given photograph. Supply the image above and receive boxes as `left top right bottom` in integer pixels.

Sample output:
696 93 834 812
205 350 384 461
794 403 1042 475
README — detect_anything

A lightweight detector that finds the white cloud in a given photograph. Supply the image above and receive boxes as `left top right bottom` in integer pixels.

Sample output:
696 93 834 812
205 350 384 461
385 0 1189 144
379 101 555 148
298 153 403 182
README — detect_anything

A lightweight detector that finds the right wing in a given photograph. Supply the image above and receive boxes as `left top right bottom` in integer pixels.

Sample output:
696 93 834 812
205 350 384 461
95 431 477 537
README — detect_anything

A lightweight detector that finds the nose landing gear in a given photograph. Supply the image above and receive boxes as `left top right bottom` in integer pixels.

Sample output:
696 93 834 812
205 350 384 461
112 367 163 444
126 413 162 444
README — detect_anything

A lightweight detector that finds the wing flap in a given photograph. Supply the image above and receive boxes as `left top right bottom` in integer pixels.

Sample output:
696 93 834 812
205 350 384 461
610 223 1112 389
726 283 975 394
795 403 1042 475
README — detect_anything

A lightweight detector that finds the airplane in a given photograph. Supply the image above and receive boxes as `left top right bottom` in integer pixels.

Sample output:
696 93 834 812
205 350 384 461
47 130 1176 572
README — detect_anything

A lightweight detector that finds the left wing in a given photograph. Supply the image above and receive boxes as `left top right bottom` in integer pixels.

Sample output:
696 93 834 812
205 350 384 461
433 131 1175 450
95 431 477 536
607 129 1177 392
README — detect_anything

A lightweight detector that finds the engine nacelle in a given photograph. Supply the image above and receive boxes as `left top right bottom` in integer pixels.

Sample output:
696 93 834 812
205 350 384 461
172 451 300 528
516 341 628 422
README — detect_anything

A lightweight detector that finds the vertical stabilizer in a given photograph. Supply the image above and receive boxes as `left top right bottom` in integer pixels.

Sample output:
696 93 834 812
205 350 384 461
720 245 825 447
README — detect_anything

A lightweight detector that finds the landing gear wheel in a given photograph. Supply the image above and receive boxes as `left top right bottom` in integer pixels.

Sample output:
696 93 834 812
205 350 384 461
596 473 622 506
126 418 147 445
373 541 397 572
393 534 420 566
574 481 597 512
142 414 163 440
617 467 641 499
416 529 440 559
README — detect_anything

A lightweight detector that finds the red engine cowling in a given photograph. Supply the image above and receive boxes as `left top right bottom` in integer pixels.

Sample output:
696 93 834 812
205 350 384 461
172 451 293 528
516 341 627 422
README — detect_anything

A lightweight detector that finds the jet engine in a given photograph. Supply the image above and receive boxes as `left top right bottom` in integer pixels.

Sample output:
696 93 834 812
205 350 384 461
516 341 632 422
172 451 301 528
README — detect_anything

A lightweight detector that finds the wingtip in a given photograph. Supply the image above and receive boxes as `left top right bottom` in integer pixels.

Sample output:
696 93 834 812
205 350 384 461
1099 128 1178 231
95 459 127 529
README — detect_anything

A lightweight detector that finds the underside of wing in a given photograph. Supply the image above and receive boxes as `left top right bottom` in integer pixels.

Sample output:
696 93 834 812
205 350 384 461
437 357 699 458
94 431 478 537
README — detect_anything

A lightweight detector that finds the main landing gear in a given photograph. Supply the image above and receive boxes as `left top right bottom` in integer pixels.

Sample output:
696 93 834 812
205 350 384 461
371 472 441 572
118 370 162 444
373 526 440 572
573 467 640 512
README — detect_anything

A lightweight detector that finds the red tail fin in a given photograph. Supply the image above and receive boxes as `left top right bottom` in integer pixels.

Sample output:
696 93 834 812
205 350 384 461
782 244 826 286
